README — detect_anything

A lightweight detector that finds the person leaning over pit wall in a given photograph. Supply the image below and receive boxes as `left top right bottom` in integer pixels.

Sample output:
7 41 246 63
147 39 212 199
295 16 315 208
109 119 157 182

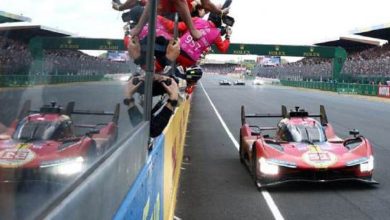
112 0 229 39
113 0 202 39
124 37 180 138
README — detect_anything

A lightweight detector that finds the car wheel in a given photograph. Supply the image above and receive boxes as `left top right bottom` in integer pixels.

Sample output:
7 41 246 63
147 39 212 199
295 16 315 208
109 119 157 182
251 148 258 184
239 134 244 164
86 141 98 164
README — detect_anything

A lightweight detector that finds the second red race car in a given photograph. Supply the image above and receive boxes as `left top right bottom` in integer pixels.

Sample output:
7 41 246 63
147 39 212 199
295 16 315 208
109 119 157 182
0 101 119 182
239 105 377 188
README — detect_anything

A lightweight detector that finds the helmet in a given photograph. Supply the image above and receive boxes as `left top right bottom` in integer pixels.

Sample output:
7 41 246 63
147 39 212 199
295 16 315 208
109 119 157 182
186 66 203 84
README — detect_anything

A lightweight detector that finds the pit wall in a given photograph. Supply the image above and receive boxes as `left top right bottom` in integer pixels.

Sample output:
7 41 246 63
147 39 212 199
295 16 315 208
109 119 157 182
114 94 192 220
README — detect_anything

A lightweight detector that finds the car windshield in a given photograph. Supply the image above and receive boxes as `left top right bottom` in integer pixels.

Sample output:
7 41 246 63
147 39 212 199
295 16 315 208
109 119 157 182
13 120 60 141
287 121 326 143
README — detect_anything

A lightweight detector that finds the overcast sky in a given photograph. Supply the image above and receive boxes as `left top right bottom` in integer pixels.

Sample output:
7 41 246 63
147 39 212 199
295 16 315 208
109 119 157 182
2 0 390 44
2 0 390 53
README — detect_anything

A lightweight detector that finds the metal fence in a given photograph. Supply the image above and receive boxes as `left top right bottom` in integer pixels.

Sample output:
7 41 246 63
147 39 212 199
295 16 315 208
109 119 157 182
280 80 379 96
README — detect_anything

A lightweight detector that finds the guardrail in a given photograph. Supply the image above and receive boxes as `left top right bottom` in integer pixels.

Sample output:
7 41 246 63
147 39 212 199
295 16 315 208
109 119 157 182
0 75 105 87
280 80 379 96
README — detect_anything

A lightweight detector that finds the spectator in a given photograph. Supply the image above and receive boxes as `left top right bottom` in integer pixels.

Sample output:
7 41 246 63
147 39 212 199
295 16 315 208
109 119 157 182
125 35 181 137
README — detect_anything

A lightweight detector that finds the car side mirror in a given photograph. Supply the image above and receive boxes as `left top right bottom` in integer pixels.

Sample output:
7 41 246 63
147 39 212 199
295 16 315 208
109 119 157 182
349 129 360 137
86 129 100 137
250 126 261 136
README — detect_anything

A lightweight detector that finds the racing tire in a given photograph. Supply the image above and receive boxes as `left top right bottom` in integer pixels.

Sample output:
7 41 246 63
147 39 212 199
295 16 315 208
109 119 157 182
239 133 244 164
251 147 263 190
86 141 99 164
251 148 258 186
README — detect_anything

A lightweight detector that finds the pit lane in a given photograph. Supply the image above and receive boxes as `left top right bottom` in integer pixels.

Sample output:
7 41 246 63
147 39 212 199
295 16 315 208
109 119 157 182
176 75 390 220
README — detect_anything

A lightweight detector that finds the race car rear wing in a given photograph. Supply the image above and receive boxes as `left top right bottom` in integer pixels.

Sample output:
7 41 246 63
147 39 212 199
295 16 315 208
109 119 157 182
241 105 328 126
65 101 120 124
26 101 120 124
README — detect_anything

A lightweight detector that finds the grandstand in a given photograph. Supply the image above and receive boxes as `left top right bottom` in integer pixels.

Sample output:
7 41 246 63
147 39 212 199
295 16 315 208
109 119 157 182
0 10 31 23
254 23 390 84
202 63 242 75
0 12 135 78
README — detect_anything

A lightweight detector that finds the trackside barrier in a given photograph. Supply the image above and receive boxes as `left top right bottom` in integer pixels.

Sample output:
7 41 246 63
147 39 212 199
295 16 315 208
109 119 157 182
114 95 192 220
114 136 164 220
0 75 104 87
163 94 191 220
378 85 390 98
280 80 379 96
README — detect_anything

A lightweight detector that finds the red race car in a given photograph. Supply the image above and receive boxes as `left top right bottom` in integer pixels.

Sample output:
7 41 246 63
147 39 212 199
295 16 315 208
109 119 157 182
239 105 377 188
0 101 119 181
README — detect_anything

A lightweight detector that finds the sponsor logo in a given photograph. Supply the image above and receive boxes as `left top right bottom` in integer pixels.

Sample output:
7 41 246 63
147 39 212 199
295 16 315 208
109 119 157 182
0 149 36 168
99 40 119 50
60 39 80 49
302 145 337 168
233 44 250 54
233 50 251 55
378 86 390 97
303 47 320 57
269 46 286 56
142 194 161 220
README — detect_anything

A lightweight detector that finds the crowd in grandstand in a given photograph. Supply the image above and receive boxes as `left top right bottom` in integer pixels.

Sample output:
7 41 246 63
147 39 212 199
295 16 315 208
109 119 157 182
0 36 32 75
201 63 240 74
343 43 390 76
254 43 390 82
0 36 135 75
254 62 332 80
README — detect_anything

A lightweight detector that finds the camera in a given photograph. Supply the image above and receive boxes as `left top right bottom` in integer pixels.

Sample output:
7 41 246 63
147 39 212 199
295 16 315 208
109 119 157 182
132 77 172 96
122 11 132 23
121 5 144 26
132 77 141 85
222 15 235 27
161 78 172 86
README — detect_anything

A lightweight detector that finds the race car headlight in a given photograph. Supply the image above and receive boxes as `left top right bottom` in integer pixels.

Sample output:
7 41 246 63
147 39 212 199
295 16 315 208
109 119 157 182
268 159 297 168
360 156 374 172
346 156 374 172
40 157 85 175
259 157 279 175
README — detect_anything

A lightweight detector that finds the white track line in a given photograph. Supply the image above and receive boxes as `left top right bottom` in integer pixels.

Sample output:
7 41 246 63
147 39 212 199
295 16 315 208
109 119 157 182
200 82 285 220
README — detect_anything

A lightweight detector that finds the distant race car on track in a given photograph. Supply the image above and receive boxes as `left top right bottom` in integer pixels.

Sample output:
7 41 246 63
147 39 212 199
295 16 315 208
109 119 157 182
252 78 264 85
239 105 377 188
234 80 245 85
0 101 119 181
219 80 232 85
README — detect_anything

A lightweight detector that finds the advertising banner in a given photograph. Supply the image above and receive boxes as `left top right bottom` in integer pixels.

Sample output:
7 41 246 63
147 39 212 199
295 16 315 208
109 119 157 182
114 137 164 220
107 51 129 62
378 85 390 98
163 97 191 220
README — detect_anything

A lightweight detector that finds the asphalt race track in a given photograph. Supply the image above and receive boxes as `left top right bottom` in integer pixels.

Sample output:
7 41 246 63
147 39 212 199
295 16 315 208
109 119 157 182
0 81 132 220
176 75 390 220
